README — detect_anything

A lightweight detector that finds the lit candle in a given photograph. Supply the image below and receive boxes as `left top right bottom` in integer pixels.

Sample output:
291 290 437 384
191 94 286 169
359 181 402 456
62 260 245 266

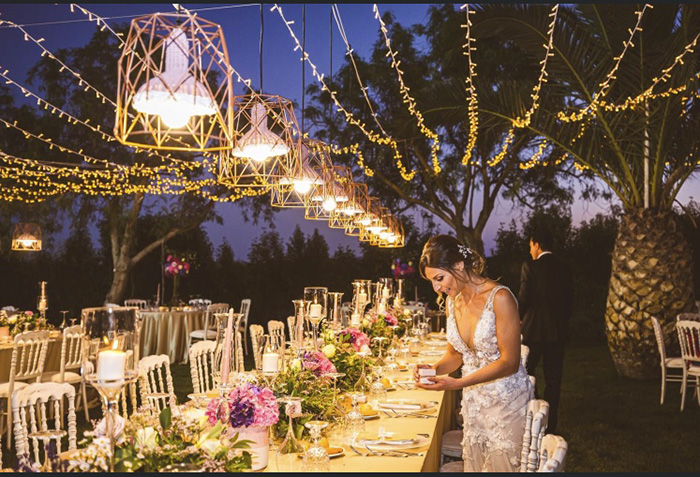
358 291 367 307
221 309 234 385
351 312 361 327
309 303 322 321
97 341 126 384
262 352 279 373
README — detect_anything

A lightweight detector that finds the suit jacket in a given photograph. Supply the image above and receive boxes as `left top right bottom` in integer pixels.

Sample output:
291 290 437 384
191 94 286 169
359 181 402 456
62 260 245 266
518 253 574 342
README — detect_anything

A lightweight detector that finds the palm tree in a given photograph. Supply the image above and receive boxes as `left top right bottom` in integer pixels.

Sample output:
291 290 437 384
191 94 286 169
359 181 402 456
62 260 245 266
473 4 700 378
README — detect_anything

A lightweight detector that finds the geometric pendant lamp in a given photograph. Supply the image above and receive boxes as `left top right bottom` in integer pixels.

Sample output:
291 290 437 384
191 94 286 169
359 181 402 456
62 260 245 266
11 222 42 251
270 138 328 208
217 93 301 189
115 12 233 152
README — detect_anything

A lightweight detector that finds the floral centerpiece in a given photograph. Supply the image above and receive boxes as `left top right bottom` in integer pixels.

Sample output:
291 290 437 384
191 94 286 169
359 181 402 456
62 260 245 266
205 382 279 470
270 353 336 440
57 406 253 472
164 254 192 307
361 308 406 346
322 328 376 392
1 310 46 337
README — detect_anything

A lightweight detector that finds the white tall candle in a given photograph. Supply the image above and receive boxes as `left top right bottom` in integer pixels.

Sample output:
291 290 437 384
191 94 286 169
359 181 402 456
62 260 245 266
309 303 322 320
97 350 126 382
358 291 367 307
262 352 279 373
351 312 361 327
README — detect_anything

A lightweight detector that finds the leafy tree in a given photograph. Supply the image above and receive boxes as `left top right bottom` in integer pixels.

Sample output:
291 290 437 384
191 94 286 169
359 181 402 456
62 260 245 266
474 4 700 377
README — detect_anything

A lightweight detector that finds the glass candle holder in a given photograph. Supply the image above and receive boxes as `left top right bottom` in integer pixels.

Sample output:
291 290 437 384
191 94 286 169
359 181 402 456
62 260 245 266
303 287 328 351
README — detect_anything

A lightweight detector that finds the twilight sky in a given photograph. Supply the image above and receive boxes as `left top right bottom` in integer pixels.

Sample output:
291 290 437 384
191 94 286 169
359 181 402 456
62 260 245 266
1 3 697 258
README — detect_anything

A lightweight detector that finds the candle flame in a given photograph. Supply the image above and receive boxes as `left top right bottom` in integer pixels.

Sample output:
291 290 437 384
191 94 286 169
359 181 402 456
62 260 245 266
112 340 119 350
103 336 110 346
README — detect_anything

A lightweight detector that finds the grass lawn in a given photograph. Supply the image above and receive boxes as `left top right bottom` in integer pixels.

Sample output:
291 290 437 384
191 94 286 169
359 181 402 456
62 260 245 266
2 344 698 471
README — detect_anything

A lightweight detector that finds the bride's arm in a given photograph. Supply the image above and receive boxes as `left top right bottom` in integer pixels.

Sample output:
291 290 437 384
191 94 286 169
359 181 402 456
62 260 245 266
429 343 463 376
418 289 522 391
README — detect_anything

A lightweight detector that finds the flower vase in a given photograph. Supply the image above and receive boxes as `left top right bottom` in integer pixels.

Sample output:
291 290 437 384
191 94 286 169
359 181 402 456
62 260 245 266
232 426 269 471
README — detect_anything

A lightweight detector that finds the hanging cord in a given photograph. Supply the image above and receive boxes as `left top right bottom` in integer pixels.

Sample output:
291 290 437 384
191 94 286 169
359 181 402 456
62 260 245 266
301 4 306 136
329 5 333 85
259 3 264 93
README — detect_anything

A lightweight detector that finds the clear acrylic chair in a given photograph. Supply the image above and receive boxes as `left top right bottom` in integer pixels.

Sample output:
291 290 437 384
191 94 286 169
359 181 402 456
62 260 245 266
188 340 216 395
1 330 51 450
11 382 77 467
676 320 700 411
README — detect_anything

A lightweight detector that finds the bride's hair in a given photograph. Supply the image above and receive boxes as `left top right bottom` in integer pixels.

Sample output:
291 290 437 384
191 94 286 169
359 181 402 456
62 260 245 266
419 234 486 311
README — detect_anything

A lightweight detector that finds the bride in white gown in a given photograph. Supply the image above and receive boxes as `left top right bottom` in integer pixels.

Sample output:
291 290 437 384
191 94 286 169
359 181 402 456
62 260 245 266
416 235 533 472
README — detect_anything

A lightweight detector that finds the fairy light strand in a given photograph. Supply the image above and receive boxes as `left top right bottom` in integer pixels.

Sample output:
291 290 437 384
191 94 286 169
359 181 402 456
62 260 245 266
460 4 479 166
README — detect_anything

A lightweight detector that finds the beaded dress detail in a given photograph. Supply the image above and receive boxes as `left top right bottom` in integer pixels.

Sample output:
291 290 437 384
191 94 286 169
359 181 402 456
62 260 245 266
446 285 533 472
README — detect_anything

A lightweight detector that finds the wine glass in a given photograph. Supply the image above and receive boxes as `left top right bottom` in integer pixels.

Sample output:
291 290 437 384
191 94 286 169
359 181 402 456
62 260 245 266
275 396 306 472
343 392 365 446
372 336 388 365
302 421 330 472
59 310 69 330
303 287 328 351
322 372 347 422
353 350 372 393
368 366 387 408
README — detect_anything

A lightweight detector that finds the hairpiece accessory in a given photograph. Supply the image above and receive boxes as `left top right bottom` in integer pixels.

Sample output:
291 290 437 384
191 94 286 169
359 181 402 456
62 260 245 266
457 244 473 260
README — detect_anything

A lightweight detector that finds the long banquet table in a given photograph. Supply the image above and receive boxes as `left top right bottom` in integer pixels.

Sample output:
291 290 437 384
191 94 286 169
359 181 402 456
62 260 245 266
262 350 458 473
138 309 206 364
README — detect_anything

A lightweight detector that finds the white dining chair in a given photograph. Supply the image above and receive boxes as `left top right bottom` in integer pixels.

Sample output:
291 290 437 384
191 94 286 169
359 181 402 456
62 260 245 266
249 324 265 371
676 320 700 411
537 434 568 472
41 325 90 422
138 354 177 415
239 299 251 355
0 330 50 450
651 316 687 405
676 312 700 322
440 429 463 465
188 340 216 395
11 382 77 467
520 399 550 472
267 320 286 354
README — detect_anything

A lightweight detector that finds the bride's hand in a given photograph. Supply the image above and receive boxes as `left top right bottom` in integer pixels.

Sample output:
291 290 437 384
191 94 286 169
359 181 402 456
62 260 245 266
416 375 462 391
413 363 433 382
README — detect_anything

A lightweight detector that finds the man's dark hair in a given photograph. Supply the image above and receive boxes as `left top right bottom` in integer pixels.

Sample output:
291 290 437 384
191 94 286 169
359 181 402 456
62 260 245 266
530 228 554 251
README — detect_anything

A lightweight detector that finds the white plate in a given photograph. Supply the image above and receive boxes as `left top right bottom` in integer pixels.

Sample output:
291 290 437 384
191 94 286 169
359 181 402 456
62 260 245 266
187 393 215 403
419 349 444 357
362 413 380 421
359 435 430 451
328 449 345 459
377 399 438 411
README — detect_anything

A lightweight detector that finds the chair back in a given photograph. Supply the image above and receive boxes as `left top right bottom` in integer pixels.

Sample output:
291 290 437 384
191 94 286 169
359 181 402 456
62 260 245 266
138 354 176 414
537 434 568 472
249 324 265 370
124 299 148 309
268 320 286 350
520 398 549 472
651 316 669 365
202 303 229 340
286 315 297 343
521 344 530 368
10 331 51 389
188 341 216 394
677 312 700 322
11 382 77 466
677 320 700 364
59 325 83 382
240 299 251 324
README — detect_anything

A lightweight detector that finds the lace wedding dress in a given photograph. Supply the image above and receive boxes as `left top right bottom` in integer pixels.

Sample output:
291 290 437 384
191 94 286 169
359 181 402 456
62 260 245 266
446 285 533 472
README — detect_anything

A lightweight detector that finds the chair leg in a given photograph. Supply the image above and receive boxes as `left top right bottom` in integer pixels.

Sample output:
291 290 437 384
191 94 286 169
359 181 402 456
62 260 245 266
680 370 688 411
82 380 90 422
5 405 11 450
660 368 666 405
696 376 700 407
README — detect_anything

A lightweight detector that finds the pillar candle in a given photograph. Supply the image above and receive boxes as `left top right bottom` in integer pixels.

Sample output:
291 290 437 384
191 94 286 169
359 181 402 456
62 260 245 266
262 352 279 373
351 312 361 327
97 349 126 383
309 303 322 321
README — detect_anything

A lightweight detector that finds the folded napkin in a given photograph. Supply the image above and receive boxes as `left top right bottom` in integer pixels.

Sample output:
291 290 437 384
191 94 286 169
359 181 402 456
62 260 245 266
378 401 424 410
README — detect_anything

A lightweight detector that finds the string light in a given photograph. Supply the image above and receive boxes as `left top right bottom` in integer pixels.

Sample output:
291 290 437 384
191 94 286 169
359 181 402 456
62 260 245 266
460 4 479 166
272 4 415 181
374 4 441 175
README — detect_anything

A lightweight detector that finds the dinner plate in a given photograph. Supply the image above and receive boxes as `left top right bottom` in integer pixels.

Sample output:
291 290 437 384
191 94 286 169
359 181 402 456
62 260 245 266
377 399 438 411
358 435 430 451
362 413 380 421
187 392 215 403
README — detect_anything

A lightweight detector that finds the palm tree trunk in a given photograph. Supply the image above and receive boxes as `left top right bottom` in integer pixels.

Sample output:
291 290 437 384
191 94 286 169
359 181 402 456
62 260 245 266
604 209 696 378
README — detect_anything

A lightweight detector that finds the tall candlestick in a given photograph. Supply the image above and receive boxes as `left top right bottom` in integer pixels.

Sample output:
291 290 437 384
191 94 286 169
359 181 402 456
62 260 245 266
221 308 234 386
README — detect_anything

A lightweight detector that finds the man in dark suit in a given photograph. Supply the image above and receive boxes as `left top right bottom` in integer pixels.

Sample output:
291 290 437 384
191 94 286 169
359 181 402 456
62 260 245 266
518 228 574 433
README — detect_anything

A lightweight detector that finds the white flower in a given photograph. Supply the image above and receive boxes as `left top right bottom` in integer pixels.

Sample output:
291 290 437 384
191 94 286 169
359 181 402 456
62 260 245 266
362 318 370 327
322 344 336 359
93 415 125 443
8 314 17 324
135 426 159 450
360 344 371 354
290 358 302 371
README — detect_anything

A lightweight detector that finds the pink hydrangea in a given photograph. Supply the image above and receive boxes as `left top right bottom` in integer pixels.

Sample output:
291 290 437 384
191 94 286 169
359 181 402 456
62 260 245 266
205 382 279 428
339 327 371 352
302 350 337 376
382 312 398 326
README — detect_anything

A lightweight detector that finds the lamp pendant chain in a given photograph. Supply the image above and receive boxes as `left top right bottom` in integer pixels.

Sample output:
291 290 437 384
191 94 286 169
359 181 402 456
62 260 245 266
301 4 306 137
259 3 264 93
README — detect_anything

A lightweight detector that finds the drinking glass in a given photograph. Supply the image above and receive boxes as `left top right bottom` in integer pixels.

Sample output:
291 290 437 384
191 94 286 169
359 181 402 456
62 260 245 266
368 366 387 408
303 287 328 351
343 392 365 446
322 372 347 423
327 292 344 331
275 396 306 472
59 310 69 330
372 336 388 366
302 421 330 472
353 350 372 393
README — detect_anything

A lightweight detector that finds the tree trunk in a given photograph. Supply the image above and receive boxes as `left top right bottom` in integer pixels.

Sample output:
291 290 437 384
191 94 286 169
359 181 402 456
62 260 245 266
604 209 696 379
105 259 132 305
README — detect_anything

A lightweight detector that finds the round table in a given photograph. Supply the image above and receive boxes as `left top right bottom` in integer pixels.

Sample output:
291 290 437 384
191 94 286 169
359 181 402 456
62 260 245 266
138 309 206 364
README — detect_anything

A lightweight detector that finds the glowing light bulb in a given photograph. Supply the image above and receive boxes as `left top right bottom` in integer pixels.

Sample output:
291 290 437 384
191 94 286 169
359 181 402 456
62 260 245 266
232 102 290 162
293 179 313 194
323 197 337 212
133 27 217 128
